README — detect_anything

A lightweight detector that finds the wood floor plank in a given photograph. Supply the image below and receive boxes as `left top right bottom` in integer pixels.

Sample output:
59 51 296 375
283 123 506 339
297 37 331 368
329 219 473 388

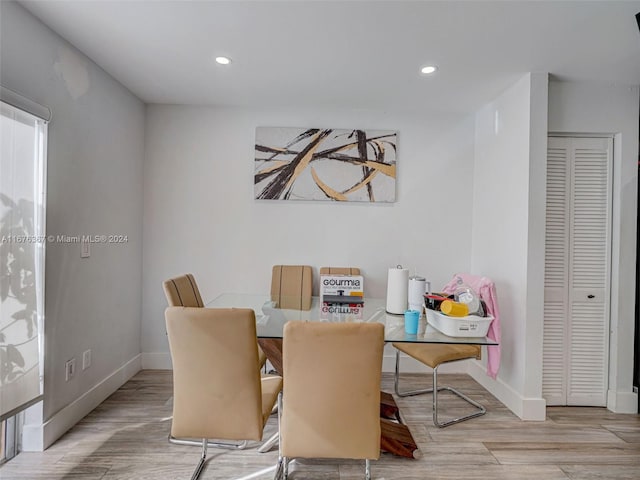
485 442 640 465
1 370 638 480
343 464 571 479
603 424 640 443
560 465 640 479
0 463 109 479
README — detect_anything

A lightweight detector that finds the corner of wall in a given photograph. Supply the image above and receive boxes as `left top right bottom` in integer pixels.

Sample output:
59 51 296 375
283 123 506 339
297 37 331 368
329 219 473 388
22 355 141 451
607 389 639 414
468 360 546 421
141 352 173 370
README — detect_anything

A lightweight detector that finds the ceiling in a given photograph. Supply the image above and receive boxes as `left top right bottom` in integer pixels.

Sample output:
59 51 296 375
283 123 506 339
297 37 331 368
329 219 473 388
18 0 640 115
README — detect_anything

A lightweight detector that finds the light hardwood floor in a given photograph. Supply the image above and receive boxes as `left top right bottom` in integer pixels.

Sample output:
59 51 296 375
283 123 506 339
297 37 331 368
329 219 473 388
1 370 639 479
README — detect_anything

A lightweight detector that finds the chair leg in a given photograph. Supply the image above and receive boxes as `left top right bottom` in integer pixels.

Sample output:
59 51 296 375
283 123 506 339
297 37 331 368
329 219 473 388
273 456 288 480
259 400 280 453
169 435 248 450
273 456 287 480
365 458 371 480
431 366 486 428
394 350 434 397
258 431 279 453
273 392 286 479
190 438 207 480
394 350 486 428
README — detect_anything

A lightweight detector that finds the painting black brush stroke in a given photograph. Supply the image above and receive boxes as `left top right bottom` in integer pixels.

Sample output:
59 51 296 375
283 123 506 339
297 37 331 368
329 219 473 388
254 127 397 202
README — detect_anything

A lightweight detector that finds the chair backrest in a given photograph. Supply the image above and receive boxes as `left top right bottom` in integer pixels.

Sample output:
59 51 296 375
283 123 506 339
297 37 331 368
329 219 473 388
163 273 204 307
165 306 264 441
319 267 361 275
270 265 313 311
281 321 384 460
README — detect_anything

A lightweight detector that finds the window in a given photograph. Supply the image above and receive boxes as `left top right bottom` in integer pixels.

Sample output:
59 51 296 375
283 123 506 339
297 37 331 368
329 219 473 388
0 90 48 463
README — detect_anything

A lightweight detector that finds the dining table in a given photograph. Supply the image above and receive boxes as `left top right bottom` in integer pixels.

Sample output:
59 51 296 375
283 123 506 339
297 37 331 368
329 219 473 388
208 293 498 458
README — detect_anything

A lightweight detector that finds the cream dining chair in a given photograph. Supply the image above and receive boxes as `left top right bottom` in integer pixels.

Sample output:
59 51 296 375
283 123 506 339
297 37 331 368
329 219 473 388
165 306 282 480
274 321 384 480
270 265 313 311
162 273 267 368
392 274 496 427
163 273 204 307
393 343 484 428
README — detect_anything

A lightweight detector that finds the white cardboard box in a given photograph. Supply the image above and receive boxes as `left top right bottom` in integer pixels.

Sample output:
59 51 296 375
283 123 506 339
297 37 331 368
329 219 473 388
320 275 364 303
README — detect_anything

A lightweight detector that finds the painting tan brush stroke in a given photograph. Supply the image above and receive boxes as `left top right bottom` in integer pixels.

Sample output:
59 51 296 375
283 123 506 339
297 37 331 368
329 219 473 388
284 131 325 191
363 161 395 178
311 167 381 201
343 170 379 195
256 160 288 175
310 167 347 201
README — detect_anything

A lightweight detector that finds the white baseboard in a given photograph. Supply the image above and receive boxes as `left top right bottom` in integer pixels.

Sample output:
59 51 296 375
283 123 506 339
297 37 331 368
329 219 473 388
142 352 173 370
607 389 639 413
22 354 142 452
467 360 546 421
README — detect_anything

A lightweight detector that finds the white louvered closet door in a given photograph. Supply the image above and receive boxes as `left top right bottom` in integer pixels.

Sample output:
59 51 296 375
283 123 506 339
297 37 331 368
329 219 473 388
543 136 612 406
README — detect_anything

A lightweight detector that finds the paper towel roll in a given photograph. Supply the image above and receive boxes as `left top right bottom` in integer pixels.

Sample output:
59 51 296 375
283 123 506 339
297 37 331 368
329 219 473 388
386 266 409 314
408 276 427 313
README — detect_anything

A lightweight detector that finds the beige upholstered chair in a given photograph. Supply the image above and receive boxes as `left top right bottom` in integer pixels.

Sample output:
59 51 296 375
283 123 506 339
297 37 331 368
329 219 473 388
270 265 313 311
163 273 267 368
165 306 282 480
392 343 485 428
319 266 361 275
275 321 384 480
163 273 204 307
394 274 496 427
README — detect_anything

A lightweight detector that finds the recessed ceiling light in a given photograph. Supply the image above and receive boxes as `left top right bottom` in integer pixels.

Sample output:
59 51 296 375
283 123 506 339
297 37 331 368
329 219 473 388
420 65 438 75
215 56 232 65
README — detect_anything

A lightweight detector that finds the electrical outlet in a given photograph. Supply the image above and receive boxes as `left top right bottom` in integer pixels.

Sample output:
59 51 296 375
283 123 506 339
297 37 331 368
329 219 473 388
65 358 76 381
81 239 90 258
82 349 91 370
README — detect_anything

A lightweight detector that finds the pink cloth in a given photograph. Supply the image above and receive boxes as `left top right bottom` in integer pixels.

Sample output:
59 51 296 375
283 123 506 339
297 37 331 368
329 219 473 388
441 273 501 379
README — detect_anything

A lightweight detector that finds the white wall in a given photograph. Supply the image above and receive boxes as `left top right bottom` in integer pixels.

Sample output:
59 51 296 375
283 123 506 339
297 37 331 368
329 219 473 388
469 76 639 418
548 80 639 413
0 1 145 448
470 73 548 420
142 104 476 367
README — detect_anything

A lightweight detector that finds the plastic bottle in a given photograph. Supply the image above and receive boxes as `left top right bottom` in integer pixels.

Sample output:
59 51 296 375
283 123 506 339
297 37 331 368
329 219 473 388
440 300 469 317
453 277 484 316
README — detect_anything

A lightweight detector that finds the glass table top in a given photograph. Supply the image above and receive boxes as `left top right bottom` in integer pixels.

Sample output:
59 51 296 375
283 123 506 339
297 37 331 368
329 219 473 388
208 293 498 345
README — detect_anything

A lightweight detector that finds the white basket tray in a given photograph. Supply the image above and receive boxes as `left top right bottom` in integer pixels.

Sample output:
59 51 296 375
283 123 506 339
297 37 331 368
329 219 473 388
426 309 493 338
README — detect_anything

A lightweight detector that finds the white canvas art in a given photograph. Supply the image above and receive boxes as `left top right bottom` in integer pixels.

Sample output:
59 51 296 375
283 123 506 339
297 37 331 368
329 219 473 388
254 127 397 202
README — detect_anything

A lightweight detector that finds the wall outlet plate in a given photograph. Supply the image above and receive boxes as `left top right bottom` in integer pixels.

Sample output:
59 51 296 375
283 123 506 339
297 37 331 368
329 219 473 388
81 239 90 258
82 349 91 370
65 358 76 381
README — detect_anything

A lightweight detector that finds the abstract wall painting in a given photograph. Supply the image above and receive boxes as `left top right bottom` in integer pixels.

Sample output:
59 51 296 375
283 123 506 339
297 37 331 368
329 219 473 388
254 127 397 202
